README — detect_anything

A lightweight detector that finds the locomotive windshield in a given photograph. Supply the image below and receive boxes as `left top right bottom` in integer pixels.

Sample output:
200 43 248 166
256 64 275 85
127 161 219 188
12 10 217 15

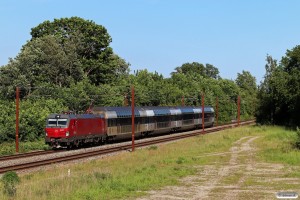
47 119 68 127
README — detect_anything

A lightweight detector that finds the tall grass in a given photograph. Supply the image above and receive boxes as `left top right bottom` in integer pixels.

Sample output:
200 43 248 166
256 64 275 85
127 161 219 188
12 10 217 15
254 125 300 165
0 139 49 156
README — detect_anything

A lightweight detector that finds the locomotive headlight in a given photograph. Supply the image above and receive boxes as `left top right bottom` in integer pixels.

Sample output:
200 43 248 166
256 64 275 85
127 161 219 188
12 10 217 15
66 131 69 137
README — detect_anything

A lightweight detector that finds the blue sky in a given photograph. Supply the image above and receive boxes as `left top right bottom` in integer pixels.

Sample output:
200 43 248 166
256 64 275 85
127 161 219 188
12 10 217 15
1 0 299 83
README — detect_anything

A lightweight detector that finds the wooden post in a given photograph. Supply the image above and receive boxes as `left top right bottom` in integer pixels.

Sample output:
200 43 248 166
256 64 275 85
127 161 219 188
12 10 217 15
16 87 20 153
131 86 135 152
202 94 205 134
215 97 218 126
237 96 241 126
181 96 184 106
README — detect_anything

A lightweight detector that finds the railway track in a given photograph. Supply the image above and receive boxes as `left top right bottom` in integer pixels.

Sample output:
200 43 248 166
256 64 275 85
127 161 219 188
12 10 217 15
0 120 255 174
0 150 64 162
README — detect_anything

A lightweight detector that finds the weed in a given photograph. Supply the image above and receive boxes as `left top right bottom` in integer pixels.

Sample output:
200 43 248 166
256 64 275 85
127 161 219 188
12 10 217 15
256 127 300 165
0 139 49 156
173 167 181 171
150 164 157 170
191 157 198 161
161 158 172 164
295 127 300 149
0 146 14 156
109 179 124 190
176 157 186 164
222 134 230 140
281 143 293 153
148 145 158 150
93 172 111 180
34 189 51 197
1 171 20 197
24 174 34 180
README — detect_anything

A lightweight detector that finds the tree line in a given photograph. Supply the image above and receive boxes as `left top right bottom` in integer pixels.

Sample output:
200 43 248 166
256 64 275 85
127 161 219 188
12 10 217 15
256 47 300 127
0 17 257 143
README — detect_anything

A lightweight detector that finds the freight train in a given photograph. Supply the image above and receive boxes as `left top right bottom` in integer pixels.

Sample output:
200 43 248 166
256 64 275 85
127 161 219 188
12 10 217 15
45 106 215 148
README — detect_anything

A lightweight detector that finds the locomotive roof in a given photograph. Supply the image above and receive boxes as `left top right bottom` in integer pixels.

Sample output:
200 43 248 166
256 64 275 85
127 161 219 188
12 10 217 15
92 106 214 119
47 113 104 119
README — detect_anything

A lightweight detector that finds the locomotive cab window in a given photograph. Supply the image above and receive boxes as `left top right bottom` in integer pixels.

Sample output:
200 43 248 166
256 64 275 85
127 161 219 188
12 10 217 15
47 119 68 127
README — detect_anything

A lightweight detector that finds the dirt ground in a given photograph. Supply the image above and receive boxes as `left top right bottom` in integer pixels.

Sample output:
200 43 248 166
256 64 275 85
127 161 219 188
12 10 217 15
137 136 300 200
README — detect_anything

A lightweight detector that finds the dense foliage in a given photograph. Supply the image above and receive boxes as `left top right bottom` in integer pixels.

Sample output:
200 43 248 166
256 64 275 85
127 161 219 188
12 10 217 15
0 17 257 143
256 46 300 127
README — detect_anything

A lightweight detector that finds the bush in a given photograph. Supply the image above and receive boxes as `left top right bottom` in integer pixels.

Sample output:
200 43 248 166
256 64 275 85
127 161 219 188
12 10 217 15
1 171 20 197
0 99 66 143
148 145 158 150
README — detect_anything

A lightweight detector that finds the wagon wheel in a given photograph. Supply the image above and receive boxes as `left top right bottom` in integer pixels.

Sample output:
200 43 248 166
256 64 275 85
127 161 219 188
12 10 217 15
67 143 73 150
74 140 80 148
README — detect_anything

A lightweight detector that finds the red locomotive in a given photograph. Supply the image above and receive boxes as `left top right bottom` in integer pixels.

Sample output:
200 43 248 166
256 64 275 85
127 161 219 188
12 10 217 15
45 106 215 148
45 113 106 148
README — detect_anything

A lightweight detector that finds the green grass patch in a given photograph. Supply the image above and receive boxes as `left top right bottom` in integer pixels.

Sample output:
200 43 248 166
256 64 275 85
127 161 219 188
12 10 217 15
0 139 50 156
254 126 300 165
147 145 158 150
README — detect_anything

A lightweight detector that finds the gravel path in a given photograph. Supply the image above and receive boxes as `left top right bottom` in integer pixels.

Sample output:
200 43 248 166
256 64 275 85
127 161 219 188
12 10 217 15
137 136 300 200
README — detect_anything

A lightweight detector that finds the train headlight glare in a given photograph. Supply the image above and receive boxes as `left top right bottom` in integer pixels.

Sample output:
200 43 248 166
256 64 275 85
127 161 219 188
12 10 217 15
45 132 48 137
66 132 69 137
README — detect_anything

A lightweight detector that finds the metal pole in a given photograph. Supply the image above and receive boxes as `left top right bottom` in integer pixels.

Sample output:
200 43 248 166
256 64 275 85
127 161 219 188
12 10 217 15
237 96 241 126
16 87 19 153
199 97 201 130
216 97 218 126
131 86 135 152
202 94 205 134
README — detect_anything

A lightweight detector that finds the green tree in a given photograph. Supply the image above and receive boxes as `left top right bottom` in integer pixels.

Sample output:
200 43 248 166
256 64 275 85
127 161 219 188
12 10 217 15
0 17 130 100
0 63 25 99
217 79 240 122
0 98 66 142
205 64 220 79
31 17 111 60
0 100 15 142
171 62 220 79
281 45 300 72
235 70 257 94
235 71 257 119
172 62 205 76
256 55 278 124
0 35 83 99
126 70 166 106
30 17 129 85
281 45 300 126
256 53 296 126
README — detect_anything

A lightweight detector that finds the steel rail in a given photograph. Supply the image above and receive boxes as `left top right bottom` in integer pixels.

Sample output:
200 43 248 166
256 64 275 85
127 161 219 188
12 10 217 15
0 150 64 162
